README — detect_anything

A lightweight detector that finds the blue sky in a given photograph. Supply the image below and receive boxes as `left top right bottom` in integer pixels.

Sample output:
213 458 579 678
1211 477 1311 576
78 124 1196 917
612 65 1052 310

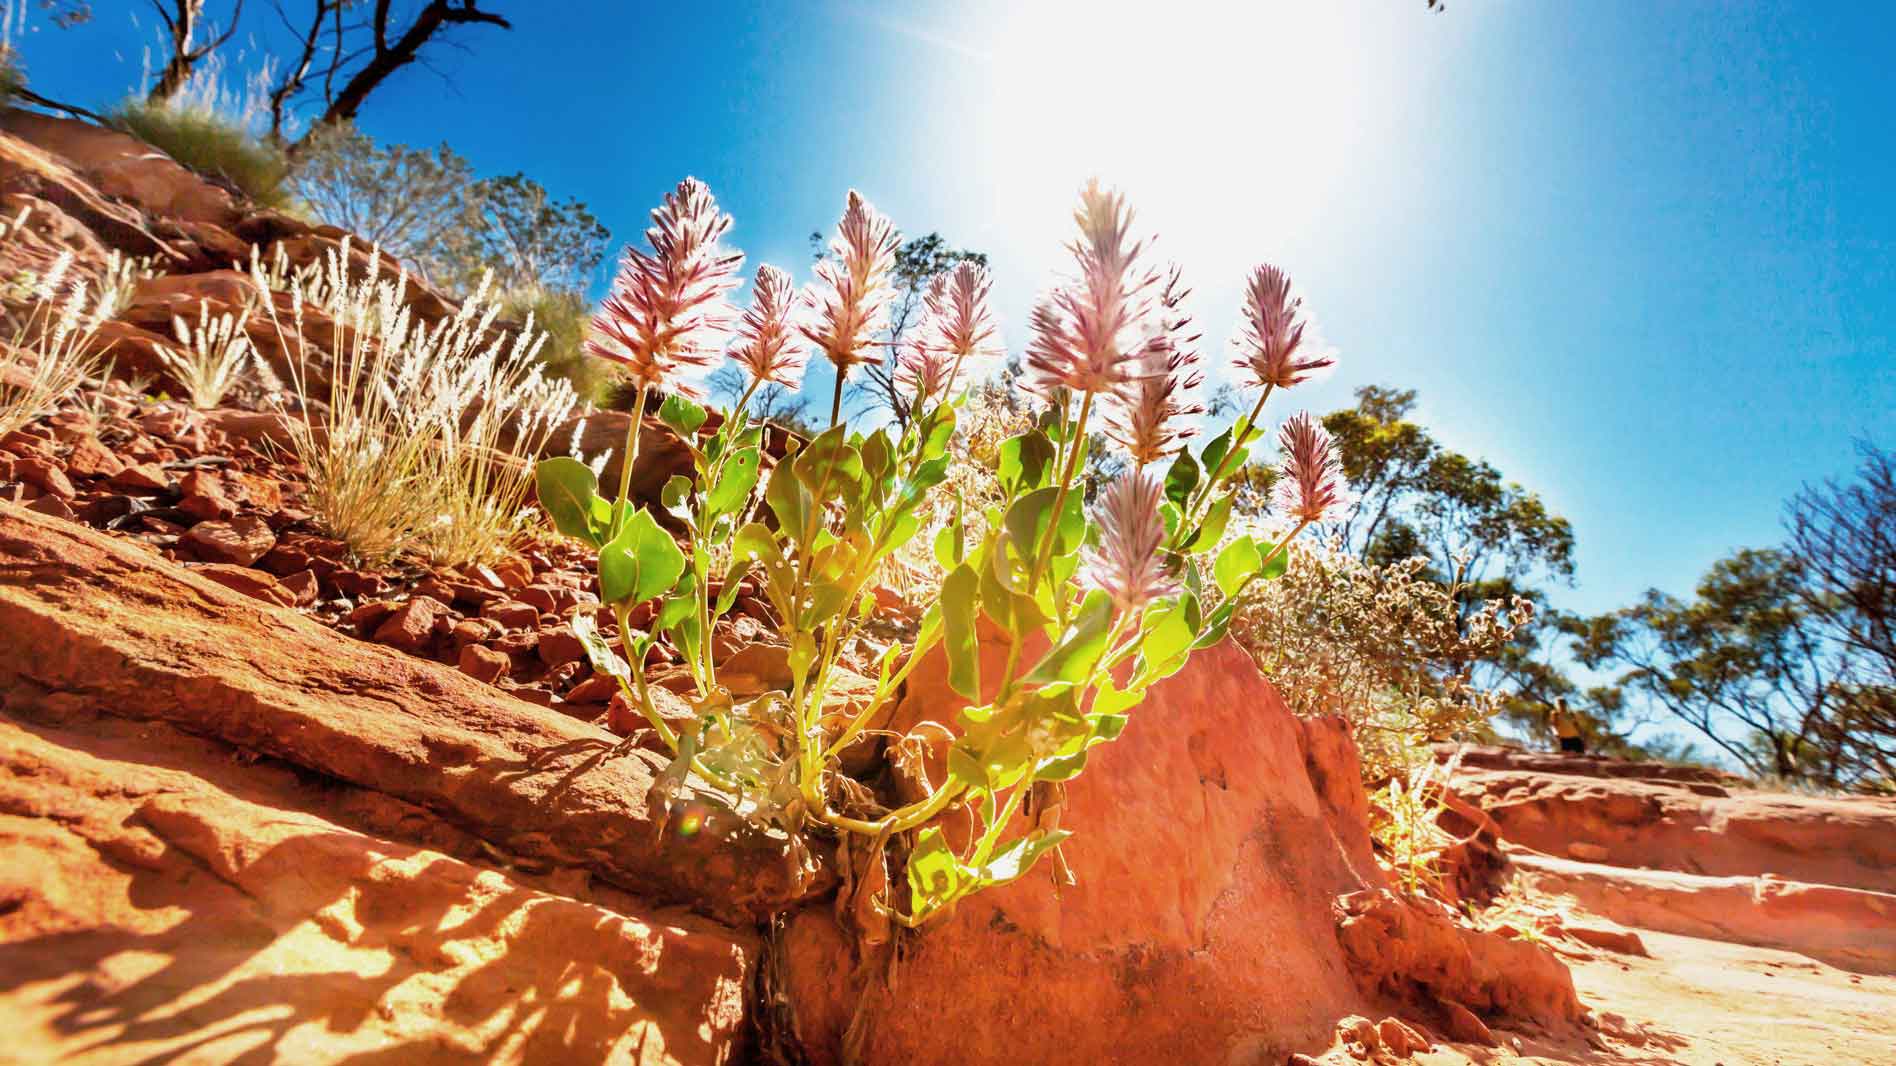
16 1 1895 623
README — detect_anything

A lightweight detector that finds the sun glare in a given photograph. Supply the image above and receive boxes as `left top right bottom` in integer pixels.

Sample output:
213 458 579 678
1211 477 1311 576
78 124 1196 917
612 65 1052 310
971 1 1398 288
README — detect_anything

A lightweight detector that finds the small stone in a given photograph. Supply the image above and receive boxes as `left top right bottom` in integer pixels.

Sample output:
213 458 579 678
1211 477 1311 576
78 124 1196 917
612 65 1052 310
181 515 277 566
14 458 74 498
372 597 448 655
108 462 173 493
564 672 618 704
25 494 76 520
330 569 388 597
347 600 399 630
516 584 561 614
449 618 503 649
543 661 584 689
64 436 125 479
457 643 509 684
258 545 315 575
481 599 541 628
1378 1018 1429 1057
279 569 320 606
176 469 238 521
537 627 586 668
492 556 532 590
193 563 296 606
493 630 540 656
1567 841 1610 863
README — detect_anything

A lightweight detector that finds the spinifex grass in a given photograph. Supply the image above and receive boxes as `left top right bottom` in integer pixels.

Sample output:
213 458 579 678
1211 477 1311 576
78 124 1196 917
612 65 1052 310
536 177 1350 927
0 245 103 440
255 240 577 567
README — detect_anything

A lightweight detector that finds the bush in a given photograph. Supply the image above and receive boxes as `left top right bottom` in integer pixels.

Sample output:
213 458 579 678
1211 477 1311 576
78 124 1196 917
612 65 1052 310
252 241 578 567
1232 539 1534 779
108 100 294 210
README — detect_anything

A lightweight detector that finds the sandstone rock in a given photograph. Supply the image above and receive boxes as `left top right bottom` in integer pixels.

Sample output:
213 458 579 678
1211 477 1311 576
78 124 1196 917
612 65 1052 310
180 514 276 566
107 460 172 493
373 596 448 655
0 714 756 1066
1378 1017 1431 1056
0 111 241 225
538 626 587 668
1442 1001 1496 1046
176 468 238 521
1568 841 1610 862
192 562 296 606
279 568 320 606
23 494 73 520
780 640 1466 1066
458 643 510 684
13 458 72 498
62 435 124 479
482 598 541 628
0 504 829 922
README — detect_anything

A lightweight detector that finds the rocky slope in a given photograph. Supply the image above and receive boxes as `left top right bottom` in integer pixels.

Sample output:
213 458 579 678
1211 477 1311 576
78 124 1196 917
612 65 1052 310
4 106 1891 1066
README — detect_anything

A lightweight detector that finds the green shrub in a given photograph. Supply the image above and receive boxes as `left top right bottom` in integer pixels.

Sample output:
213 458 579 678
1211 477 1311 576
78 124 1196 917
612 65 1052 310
107 100 293 210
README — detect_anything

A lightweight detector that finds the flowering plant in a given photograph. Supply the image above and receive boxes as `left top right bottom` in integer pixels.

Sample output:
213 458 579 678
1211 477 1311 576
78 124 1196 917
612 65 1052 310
534 178 1348 926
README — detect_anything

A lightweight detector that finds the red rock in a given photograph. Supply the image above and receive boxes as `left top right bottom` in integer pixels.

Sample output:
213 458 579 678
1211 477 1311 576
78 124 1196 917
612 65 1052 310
14 458 73 498
481 599 541 628
1379 1017 1430 1056
258 545 314 575
180 515 276 566
279 568 320 606
537 626 587 668
457 643 509 684
345 600 399 631
492 556 532 590
371 597 447 655
1442 1001 1496 1046
448 617 503 649
493 630 540 657
516 584 561 614
63 435 124 479
564 672 619 704
193 563 296 607
24 494 75 520
108 462 172 493
329 569 388 598
543 661 584 689
447 580 504 607
176 469 238 521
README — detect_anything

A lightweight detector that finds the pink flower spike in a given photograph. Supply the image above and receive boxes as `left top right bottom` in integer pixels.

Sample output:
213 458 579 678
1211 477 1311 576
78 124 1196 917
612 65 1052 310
1273 411 1353 525
800 190 901 372
588 177 744 399
895 335 957 402
1105 265 1205 466
1024 179 1162 401
729 264 808 389
924 261 1001 363
1232 263 1334 391
1080 470 1179 613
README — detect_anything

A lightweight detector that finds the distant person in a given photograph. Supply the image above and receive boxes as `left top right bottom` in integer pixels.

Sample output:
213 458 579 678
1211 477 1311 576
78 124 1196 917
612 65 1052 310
1549 697 1586 754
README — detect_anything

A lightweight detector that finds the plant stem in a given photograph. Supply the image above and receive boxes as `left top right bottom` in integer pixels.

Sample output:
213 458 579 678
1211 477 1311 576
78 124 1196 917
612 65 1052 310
612 382 650 538
817 778 968 837
830 362 847 427
1187 384 1272 535
999 388 1096 696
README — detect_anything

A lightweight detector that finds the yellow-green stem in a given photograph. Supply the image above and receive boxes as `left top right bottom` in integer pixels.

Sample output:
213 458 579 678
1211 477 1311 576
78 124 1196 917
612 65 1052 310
611 382 651 539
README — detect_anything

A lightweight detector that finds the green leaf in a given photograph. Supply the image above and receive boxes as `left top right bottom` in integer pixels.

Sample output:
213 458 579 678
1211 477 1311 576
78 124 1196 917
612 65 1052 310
535 457 606 546
998 430 1057 496
1255 539 1289 581
1164 447 1200 507
933 501 965 570
1004 486 1084 564
907 826 964 914
706 446 761 519
1213 535 1263 597
942 563 982 701
1192 600 1237 650
598 507 686 606
658 393 708 439
1139 597 1195 675
570 613 629 680
977 830 1072 886
762 462 810 541
1025 588 1114 686
1189 494 1234 551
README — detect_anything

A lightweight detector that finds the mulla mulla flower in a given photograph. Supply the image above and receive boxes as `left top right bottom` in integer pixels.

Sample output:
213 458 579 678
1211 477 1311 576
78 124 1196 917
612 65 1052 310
1024 179 1161 402
1274 410 1353 526
1104 264 1204 466
587 177 744 400
729 264 808 391
1233 263 1334 392
895 335 957 403
923 260 1001 371
1079 469 1178 612
802 190 900 421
